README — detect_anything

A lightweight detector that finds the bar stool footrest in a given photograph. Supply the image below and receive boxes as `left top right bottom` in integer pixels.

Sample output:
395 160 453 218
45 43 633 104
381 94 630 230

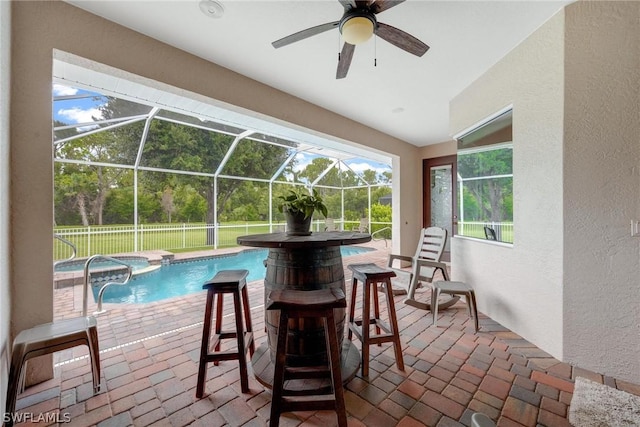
280 396 338 412
349 321 395 344
284 366 331 380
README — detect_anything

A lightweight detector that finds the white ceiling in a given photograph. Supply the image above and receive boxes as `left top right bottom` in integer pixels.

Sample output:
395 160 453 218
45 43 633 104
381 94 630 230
65 0 570 147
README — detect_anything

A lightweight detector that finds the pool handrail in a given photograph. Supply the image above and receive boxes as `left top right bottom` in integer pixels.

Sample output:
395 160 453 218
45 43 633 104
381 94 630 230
82 255 133 316
371 227 391 247
54 234 77 268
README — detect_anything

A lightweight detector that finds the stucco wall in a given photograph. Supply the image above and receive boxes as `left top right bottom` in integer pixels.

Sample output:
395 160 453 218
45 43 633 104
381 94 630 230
450 1 640 383
419 140 456 160
563 1 640 382
392 154 424 255
9 0 423 368
450 11 566 358
0 0 11 414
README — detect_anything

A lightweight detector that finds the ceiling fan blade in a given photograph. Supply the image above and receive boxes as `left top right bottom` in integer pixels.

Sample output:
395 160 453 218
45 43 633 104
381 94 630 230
336 43 355 79
272 21 340 49
338 0 356 10
376 22 429 56
370 0 405 14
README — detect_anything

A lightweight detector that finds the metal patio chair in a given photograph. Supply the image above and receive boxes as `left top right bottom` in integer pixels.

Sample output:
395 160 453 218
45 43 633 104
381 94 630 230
324 218 337 231
484 226 497 240
352 217 369 233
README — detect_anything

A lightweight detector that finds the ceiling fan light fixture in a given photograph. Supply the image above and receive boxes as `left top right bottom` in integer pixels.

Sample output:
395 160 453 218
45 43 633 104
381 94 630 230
272 1 428 79
340 15 375 45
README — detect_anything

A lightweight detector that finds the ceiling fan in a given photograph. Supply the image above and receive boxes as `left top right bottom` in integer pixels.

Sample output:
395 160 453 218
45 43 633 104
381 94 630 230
272 0 429 79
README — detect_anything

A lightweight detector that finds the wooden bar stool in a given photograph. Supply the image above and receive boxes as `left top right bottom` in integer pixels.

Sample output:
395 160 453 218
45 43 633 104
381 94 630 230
267 288 347 427
432 281 479 332
347 263 404 377
196 269 255 398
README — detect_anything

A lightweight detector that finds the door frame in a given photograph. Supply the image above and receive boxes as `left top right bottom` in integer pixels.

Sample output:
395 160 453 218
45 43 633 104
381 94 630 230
423 154 458 242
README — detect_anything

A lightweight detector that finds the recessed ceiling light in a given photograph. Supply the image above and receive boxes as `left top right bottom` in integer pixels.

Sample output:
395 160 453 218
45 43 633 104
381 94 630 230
199 0 224 19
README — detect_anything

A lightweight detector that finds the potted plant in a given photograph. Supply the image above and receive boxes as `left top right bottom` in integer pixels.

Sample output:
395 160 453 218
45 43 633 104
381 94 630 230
277 188 328 236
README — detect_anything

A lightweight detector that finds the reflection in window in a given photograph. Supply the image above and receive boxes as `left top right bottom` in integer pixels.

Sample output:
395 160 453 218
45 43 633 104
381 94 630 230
457 110 513 243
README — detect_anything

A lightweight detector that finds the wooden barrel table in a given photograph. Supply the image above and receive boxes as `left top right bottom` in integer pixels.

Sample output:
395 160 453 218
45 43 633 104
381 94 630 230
237 231 371 389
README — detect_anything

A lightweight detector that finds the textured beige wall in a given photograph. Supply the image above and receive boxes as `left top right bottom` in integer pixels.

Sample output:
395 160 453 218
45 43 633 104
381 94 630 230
0 0 11 413
11 0 56 384
9 0 422 365
419 140 456 159
451 1 640 383
450 11 566 358
392 154 424 255
563 1 640 382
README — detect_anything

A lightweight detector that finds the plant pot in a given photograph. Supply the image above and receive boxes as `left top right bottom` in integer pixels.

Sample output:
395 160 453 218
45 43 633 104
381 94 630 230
284 210 313 236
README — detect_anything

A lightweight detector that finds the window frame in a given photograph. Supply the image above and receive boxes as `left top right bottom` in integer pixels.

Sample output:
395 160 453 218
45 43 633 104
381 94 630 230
455 109 513 244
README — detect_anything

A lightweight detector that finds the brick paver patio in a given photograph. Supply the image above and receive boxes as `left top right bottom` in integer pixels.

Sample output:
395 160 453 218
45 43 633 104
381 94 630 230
12 242 640 426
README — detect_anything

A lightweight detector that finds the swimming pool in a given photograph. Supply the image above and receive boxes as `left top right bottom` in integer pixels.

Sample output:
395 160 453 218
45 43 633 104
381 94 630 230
93 246 374 304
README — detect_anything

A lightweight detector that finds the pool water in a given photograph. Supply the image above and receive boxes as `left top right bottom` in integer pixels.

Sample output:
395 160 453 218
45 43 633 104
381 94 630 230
94 246 374 304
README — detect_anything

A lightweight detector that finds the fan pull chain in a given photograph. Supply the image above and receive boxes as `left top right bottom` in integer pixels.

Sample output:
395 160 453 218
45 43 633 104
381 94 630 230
374 34 377 67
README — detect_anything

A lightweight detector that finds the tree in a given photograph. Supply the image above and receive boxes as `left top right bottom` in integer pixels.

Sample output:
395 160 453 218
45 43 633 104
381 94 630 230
54 129 131 225
140 121 289 243
96 100 289 231
224 181 269 221
297 158 335 185
458 148 513 222
161 187 176 222
54 94 394 234
55 162 98 226
369 203 392 238
461 191 481 221
173 185 207 223
361 169 378 184
215 139 288 220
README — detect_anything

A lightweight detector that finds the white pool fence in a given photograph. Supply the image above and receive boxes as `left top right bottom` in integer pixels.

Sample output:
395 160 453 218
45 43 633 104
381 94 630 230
53 220 392 260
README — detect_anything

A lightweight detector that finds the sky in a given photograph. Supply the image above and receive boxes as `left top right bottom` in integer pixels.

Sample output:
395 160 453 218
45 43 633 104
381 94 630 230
53 84 106 125
291 152 390 176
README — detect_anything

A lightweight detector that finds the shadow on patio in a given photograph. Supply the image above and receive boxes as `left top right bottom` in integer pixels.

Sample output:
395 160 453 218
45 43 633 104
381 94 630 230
14 242 640 426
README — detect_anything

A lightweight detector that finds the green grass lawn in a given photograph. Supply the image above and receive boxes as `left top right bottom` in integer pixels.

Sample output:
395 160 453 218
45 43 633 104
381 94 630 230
54 220 395 260
54 223 277 259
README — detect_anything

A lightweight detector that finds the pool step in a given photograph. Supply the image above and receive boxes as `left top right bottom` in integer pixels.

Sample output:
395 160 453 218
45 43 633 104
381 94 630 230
132 265 162 277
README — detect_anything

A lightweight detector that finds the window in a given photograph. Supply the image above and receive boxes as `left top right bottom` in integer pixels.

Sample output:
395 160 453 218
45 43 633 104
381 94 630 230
456 110 513 243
